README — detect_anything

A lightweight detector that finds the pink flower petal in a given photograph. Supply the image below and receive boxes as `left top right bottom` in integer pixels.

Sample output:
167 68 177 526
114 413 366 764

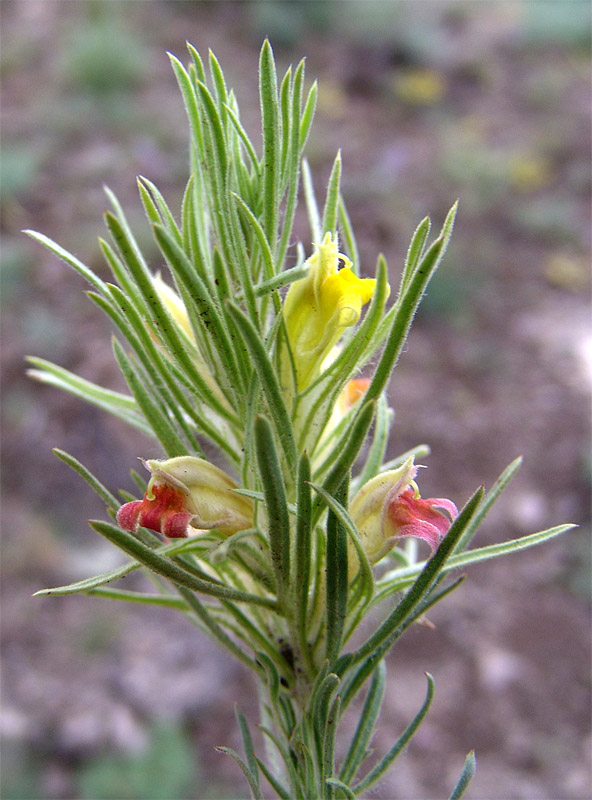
116 500 142 531
387 489 457 552
397 520 446 552
117 483 191 538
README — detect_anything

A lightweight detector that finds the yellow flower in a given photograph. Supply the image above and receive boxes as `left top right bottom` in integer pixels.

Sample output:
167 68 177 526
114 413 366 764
283 233 376 390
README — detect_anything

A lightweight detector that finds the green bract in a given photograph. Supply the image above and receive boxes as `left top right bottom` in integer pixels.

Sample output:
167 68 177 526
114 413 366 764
27 42 574 800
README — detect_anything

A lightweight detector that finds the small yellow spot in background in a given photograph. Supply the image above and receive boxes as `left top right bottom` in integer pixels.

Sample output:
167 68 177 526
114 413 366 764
391 68 446 106
508 154 553 192
544 253 590 292
317 80 348 120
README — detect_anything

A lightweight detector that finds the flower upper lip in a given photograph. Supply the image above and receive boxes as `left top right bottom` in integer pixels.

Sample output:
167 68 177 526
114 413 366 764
282 232 377 391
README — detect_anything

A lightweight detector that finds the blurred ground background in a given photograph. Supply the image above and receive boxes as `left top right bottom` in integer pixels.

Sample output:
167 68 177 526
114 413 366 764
1 1 591 799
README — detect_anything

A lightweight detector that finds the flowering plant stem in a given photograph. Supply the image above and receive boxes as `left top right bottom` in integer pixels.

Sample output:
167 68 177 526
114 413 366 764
27 42 574 799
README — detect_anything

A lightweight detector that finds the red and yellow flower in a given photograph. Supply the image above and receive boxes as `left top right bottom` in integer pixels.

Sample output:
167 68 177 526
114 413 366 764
349 457 457 579
117 456 253 539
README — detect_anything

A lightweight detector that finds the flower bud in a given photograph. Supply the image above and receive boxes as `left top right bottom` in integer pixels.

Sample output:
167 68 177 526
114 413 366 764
320 377 371 449
117 456 253 538
336 377 371 417
348 458 457 579
153 273 195 343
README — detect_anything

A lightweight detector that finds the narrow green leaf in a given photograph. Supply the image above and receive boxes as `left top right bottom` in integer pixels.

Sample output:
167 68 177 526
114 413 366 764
86 588 188 608
399 215 431 296
254 757 291 800
151 223 244 394
98 236 137 298
168 52 204 150
89 520 278 609
186 43 206 83
325 779 356 800
361 202 458 408
181 170 210 274
100 284 238 453
448 751 477 800
339 660 386 784
308 659 331 710
325 479 349 664
231 192 276 288
353 673 435 794
222 186 264 327
300 81 318 149
256 652 281 707
23 230 108 295
354 393 393 487
137 176 182 244
258 724 304 797
259 39 280 249
103 211 215 399
323 693 341 800
52 448 120 511
302 158 321 244
208 49 229 116
446 523 577 569
277 58 305 267
454 456 523 553
313 672 340 740
279 65 293 188
137 178 163 228
338 196 359 272
27 357 149 435
364 236 446 405
227 303 298 471
34 562 138 597
224 103 260 173
298 717 320 799
295 453 315 676
440 198 459 244
250 265 309 298
215 747 264 800
33 538 209 597
27 358 136 413
377 523 576 599
254 415 291 605
195 78 228 187
104 187 152 273
322 151 342 235
308 483 374 620
236 707 262 798
113 338 187 456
